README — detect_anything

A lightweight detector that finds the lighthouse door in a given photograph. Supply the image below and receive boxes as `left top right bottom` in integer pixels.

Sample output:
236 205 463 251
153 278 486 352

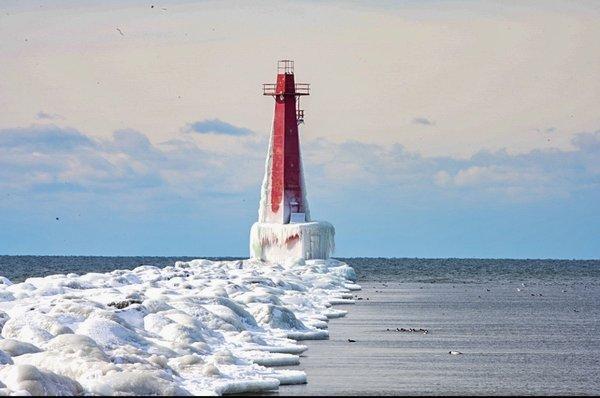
290 200 299 213
289 199 306 223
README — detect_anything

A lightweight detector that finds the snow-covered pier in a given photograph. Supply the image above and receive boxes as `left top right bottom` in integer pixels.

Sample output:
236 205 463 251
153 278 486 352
0 258 359 395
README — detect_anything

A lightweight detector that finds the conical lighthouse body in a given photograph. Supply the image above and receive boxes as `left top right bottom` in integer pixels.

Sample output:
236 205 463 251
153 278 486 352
250 60 334 263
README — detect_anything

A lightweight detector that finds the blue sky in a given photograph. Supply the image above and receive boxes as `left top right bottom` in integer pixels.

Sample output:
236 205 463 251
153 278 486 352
0 0 599 258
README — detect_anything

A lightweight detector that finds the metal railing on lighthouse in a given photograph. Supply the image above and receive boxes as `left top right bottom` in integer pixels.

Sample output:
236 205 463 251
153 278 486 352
263 60 310 125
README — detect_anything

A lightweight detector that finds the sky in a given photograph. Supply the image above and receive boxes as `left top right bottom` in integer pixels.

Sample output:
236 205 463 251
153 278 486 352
0 0 599 258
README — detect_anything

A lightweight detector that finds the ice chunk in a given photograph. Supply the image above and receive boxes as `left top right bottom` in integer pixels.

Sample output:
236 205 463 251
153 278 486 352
0 277 12 286
160 322 206 344
286 329 329 340
214 297 258 328
44 334 108 361
235 350 300 367
0 350 12 365
168 354 204 370
0 291 14 303
329 264 357 282
250 304 307 330
209 349 237 365
0 311 9 332
273 370 307 385
142 298 173 313
0 365 83 396
1 313 68 345
217 378 279 395
0 340 40 357
87 370 191 396
76 317 146 349
200 362 221 377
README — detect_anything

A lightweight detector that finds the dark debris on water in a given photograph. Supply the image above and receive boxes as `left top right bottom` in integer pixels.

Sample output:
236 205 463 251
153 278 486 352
386 327 429 334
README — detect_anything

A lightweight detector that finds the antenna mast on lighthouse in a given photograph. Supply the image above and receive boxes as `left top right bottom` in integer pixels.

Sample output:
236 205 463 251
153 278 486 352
250 60 335 263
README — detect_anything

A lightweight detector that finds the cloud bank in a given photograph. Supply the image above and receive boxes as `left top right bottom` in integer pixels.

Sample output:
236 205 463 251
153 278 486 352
187 119 254 137
35 111 64 121
412 117 435 126
1 124 598 204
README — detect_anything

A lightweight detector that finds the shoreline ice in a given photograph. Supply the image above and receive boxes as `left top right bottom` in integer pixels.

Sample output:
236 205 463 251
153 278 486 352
0 258 359 395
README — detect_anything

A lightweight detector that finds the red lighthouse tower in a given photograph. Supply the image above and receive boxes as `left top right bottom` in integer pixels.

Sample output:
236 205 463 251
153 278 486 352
261 60 310 224
250 60 334 263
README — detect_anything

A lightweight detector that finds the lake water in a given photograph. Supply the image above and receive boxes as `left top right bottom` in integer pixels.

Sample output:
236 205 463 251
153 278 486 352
1 256 599 395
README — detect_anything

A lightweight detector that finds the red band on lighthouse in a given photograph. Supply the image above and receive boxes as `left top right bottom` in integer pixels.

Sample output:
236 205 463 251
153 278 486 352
262 60 310 224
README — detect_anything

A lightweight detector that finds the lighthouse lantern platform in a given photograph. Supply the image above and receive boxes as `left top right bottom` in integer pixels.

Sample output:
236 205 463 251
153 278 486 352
250 60 335 263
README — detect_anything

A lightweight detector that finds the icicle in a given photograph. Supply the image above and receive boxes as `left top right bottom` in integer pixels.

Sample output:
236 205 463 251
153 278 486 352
249 221 335 262
257 126 274 223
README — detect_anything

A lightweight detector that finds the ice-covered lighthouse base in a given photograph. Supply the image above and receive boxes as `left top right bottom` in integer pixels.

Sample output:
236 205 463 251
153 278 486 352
250 221 335 264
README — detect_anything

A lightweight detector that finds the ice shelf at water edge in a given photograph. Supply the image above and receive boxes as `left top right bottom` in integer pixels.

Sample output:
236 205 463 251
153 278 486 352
0 258 359 395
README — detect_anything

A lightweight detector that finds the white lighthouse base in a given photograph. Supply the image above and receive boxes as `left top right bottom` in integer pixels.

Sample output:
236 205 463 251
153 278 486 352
250 221 335 264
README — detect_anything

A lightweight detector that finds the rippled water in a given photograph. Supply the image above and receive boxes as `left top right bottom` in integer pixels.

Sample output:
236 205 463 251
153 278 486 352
348 257 600 285
1 256 598 285
0 256 241 282
277 280 600 395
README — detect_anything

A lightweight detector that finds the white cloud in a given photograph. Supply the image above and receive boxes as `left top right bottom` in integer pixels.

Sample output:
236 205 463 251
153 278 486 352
303 130 600 202
36 111 64 121
434 170 452 187
0 123 598 208
0 124 263 200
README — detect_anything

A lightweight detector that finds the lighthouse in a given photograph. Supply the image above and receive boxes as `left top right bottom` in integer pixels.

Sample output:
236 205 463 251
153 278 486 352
250 60 334 263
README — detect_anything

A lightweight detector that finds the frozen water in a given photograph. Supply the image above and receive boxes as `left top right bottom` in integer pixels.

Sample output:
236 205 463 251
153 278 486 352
0 258 358 395
0 340 40 357
250 222 335 263
0 364 83 396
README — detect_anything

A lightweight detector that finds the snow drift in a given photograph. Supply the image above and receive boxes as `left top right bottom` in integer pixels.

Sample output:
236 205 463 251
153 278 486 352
0 258 359 396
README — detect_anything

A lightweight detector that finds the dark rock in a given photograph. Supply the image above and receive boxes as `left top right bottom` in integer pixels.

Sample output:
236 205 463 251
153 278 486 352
108 299 143 309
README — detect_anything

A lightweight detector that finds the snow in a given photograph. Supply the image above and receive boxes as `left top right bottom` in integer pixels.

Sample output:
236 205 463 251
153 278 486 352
0 365 83 396
0 258 360 395
0 340 40 357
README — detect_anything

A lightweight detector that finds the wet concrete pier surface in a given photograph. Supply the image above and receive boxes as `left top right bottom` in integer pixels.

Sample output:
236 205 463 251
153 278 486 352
268 281 600 396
